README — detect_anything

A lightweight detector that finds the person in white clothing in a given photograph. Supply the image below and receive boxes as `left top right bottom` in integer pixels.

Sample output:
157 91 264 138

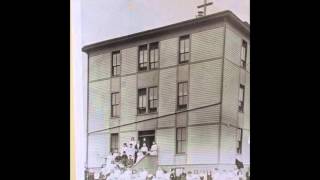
212 168 220 180
156 167 164 180
150 141 158 156
140 143 149 155
127 143 135 157
130 137 136 146
186 171 193 180
120 143 128 156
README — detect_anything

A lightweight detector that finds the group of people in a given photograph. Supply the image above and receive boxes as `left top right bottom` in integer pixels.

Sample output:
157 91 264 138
87 137 159 179
112 137 158 168
89 165 250 180
86 137 250 180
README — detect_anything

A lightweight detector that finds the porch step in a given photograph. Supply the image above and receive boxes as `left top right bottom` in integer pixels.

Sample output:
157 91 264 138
131 155 158 175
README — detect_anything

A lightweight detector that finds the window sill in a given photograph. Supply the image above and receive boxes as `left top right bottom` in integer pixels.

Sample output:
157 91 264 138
175 153 186 156
111 75 121 78
176 108 188 113
110 116 120 119
179 61 189 65
138 68 159 73
136 112 158 116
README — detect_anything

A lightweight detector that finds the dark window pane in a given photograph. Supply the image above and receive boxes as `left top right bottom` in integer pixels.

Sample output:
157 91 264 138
177 128 182 140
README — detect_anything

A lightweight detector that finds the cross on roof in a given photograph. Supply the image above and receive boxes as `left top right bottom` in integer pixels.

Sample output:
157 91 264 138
197 0 213 16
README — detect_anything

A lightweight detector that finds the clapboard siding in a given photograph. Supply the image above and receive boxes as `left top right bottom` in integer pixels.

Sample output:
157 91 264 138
177 64 189 82
159 68 177 116
188 105 220 125
158 115 175 128
160 38 178 68
89 52 111 81
157 128 175 165
110 127 120 134
136 113 158 121
120 124 136 132
175 155 187 165
221 60 239 126
246 44 250 72
191 27 224 62
137 70 159 88
121 47 138 75
110 118 120 128
137 119 157 131
88 80 110 132
219 126 237 164
120 75 137 125
189 59 222 109
225 28 242 66
187 125 219 164
111 77 121 92
241 130 250 164
88 132 109 167
119 131 137 148
244 73 250 130
176 112 187 127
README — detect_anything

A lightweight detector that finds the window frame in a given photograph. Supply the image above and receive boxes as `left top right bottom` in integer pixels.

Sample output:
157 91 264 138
138 44 148 71
148 86 158 113
137 88 147 114
179 35 190 64
111 92 120 117
240 40 247 69
176 127 187 154
111 51 121 76
177 81 188 110
236 128 243 154
110 133 119 153
149 42 160 70
238 84 245 113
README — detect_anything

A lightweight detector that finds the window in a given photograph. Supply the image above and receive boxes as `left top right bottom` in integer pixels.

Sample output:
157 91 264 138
138 88 147 114
112 51 121 76
138 45 148 71
148 87 158 113
238 84 245 112
176 127 186 154
111 92 120 117
178 82 188 110
240 40 247 69
236 128 243 154
179 35 190 63
149 42 159 70
110 133 119 153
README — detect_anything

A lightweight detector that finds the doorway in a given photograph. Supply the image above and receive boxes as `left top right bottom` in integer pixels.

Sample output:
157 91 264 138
138 130 155 150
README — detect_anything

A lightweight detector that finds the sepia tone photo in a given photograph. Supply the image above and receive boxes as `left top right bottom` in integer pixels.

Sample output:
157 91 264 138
71 0 250 179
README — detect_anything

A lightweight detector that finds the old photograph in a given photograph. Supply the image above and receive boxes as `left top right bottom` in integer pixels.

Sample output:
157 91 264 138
71 1 250 179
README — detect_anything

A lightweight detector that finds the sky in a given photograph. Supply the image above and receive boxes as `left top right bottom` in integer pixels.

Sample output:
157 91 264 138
71 1 249 180
81 0 250 45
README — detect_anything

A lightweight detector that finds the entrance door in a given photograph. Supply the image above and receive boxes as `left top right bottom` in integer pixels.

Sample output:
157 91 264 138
138 130 155 150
